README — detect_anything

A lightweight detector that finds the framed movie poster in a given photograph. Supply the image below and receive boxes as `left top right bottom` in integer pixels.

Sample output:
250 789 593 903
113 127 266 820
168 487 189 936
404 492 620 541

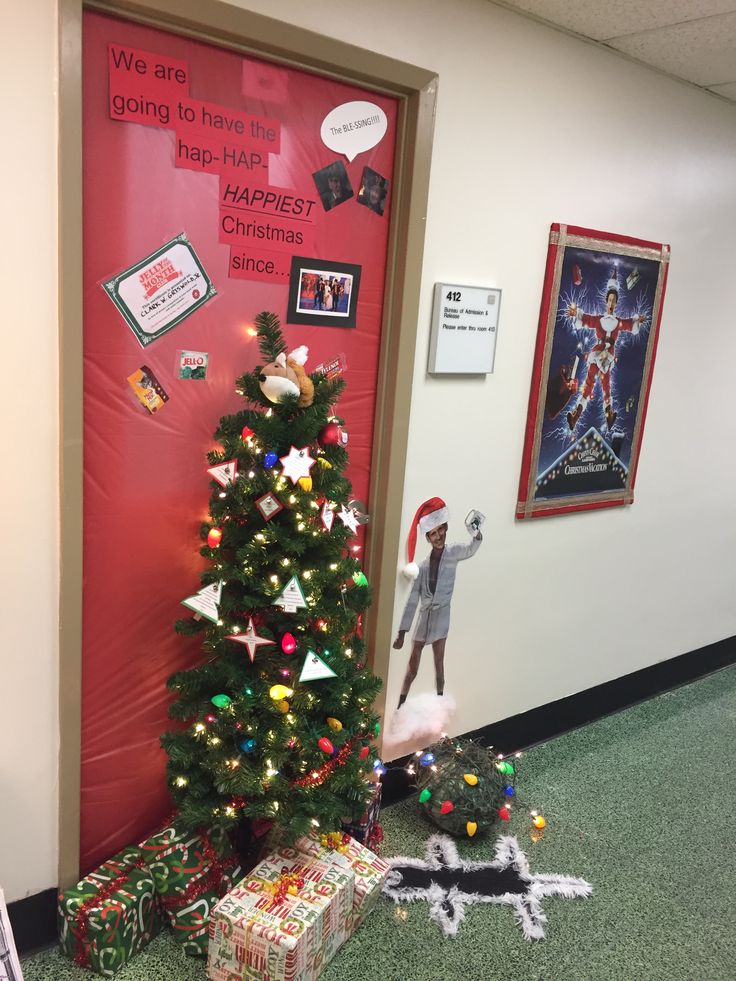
516 224 670 519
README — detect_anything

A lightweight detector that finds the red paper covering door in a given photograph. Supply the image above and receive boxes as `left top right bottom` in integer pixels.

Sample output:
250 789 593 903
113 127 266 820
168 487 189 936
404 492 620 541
82 11 397 872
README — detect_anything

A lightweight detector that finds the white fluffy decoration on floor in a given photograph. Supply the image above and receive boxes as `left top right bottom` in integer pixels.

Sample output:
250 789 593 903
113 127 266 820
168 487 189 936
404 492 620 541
384 692 457 749
383 834 593 939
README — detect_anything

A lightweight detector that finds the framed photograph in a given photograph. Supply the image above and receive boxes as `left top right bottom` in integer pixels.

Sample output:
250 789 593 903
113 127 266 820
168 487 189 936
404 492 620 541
516 223 670 520
287 256 361 329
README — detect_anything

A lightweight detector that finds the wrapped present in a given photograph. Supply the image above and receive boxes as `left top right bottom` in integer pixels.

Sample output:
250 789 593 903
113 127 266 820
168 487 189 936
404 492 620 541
341 781 382 848
207 846 354 981
58 845 162 977
140 821 241 957
294 832 389 929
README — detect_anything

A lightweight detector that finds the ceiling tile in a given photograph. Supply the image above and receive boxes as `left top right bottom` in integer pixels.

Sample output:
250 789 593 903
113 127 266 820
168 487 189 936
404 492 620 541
708 80 736 99
606 12 736 86
495 1 736 42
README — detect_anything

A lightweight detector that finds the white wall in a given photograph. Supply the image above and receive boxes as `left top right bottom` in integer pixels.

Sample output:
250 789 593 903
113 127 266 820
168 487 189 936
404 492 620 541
0 3 59 902
4 0 736 900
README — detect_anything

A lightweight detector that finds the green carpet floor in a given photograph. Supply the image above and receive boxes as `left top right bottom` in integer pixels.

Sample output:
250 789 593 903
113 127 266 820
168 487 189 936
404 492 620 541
24 663 736 980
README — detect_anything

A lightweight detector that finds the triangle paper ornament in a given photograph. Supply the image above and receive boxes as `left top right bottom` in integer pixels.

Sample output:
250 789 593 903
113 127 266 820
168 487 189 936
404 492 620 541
207 460 238 487
273 576 308 613
226 617 275 662
299 651 337 682
181 580 223 623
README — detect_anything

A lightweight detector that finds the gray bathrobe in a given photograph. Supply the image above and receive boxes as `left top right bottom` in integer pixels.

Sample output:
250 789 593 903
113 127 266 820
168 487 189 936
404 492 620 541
399 535 481 644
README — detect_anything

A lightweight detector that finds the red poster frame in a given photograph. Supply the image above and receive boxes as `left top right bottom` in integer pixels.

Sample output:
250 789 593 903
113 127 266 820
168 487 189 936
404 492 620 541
516 223 670 520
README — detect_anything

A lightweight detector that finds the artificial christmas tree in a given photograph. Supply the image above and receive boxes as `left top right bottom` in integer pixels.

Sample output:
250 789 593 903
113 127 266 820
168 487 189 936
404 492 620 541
162 311 382 853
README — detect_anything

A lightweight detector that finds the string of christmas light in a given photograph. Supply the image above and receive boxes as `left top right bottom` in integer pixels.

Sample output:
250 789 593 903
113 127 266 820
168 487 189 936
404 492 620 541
162 311 382 843
373 734 547 836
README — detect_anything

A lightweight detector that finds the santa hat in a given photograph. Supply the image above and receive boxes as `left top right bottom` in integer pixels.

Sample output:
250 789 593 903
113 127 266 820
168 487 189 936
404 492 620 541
403 497 449 579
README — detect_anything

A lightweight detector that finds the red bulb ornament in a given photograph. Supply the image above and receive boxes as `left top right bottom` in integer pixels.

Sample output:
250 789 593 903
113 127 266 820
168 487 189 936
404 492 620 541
318 422 348 447
498 806 511 821
359 746 370 760
281 633 297 655
317 737 334 754
440 800 455 815
241 425 254 440
207 527 222 548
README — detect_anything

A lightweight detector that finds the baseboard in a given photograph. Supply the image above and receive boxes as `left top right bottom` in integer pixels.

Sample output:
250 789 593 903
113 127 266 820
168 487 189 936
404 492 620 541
6 886 57 957
381 634 736 806
11 635 736 957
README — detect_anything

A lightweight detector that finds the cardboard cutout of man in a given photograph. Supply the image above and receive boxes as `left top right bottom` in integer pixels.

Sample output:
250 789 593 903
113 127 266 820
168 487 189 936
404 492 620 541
566 269 647 430
394 497 482 707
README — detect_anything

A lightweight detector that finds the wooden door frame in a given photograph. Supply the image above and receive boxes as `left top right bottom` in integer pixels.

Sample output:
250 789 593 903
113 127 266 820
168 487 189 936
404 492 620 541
58 0 437 887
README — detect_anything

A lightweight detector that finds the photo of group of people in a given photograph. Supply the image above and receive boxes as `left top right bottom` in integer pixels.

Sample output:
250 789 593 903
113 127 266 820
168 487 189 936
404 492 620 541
287 256 361 328
312 160 389 217
303 272 350 314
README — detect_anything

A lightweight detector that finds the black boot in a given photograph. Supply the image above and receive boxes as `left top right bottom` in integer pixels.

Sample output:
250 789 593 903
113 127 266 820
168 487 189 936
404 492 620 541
605 406 617 429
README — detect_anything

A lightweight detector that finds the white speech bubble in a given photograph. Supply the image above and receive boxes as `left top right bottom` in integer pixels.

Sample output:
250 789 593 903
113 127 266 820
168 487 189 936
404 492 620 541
320 101 387 162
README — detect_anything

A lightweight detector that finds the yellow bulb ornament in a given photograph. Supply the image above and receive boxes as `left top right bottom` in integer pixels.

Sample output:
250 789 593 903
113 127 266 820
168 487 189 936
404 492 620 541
531 813 546 830
466 821 478 837
277 700 290 714
298 476 313 492
269 684 294 701
326 717 343 732
463 773 478 786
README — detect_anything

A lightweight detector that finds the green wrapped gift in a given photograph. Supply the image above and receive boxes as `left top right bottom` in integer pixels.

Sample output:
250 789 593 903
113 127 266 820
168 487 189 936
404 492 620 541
139 821 240 956
58 846 162 977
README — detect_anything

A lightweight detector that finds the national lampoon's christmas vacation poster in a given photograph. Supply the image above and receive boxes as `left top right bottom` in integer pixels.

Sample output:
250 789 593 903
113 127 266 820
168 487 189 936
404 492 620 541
517 224 670 519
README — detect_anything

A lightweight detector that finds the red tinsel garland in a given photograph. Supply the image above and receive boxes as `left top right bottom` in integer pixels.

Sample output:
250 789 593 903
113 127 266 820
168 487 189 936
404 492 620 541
292 738 355 787
158 833 238 911
366 824 384 854
72 857 145 967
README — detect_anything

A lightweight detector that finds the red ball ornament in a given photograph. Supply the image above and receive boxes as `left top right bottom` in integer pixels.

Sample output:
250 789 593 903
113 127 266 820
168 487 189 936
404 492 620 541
440 800 455 815
498 806 511 821
281 633 297 655
317 737 334 754
318 422 347 447
359 746 370 760
207 527 223 548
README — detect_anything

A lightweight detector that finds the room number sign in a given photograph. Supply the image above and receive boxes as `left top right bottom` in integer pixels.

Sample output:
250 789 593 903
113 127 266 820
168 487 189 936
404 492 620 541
428 282 502 374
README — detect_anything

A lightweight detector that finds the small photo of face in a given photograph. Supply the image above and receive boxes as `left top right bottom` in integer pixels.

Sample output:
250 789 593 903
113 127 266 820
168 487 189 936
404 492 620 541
312 160 354 212
357 166 389 217
426 523 448 549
